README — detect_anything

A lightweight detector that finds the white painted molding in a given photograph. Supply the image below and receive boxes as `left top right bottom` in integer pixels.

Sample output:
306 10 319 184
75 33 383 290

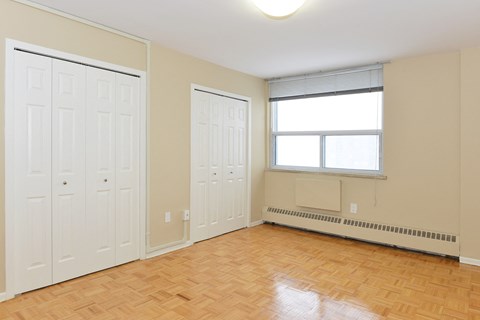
12 0 149 44
249 220 264 227
146 242 193 259
0 292 7 302
460 257 480 267
4 38 15 301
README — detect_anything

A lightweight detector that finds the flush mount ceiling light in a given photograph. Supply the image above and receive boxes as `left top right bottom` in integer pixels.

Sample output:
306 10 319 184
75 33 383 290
252 0 306 18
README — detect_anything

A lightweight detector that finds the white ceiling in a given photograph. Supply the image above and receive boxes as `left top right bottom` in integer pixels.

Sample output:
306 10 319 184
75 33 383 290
28 0 480 79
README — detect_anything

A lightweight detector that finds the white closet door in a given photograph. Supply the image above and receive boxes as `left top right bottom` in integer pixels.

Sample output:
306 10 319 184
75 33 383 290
232 100 248 230
191 91 211 242
14 51 53 293
222 98 248 233
207 94 225 238
191 90 248 242
222 98 237 232
85 67 116 272
115 73 140 264
52 60 87 283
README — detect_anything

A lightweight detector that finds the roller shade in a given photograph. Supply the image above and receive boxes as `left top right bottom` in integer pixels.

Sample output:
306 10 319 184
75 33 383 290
269 64 383 102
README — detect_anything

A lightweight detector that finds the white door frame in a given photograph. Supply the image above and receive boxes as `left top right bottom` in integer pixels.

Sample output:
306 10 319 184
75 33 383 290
4 39 148 300
190 84 252 243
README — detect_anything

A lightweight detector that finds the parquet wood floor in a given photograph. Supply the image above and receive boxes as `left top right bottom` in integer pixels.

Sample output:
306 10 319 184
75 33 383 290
2 224 480 319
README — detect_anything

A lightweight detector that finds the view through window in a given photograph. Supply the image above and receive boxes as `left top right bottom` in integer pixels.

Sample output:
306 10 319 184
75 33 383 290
272 91 383 174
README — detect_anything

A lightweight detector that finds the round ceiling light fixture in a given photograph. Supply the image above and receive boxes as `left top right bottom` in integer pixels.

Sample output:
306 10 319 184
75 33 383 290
252 0 306 18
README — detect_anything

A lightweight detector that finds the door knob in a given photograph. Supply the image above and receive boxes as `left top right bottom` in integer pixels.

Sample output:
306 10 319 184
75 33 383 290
63 181 67 185
104 179 108 183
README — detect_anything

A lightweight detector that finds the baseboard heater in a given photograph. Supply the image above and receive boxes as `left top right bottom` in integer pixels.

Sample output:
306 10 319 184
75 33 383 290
262 207 459 257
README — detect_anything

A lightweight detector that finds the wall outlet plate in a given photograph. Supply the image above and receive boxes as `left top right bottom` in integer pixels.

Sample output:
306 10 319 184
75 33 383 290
165 211 171 223
183 210 190 221
350 203 358 214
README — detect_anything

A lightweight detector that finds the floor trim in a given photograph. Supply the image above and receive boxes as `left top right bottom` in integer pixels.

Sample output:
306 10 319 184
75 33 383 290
0 292 7 302
460 257 480 267
146 241 193 259
249 220 264 227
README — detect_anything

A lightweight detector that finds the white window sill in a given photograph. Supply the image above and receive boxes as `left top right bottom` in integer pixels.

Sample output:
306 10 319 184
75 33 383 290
265 168 387 180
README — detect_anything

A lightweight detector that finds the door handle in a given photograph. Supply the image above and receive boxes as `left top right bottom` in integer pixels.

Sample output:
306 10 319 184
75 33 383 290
104 179 108 183
63 181 67 185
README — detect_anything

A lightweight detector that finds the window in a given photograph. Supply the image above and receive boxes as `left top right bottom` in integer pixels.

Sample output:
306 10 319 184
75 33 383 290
269 65 383 175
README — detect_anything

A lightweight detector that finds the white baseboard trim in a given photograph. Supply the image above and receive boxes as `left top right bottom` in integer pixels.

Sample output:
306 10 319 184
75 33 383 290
460 257 480 267
0 292 7 302
146 241 193 259
249 220 264 227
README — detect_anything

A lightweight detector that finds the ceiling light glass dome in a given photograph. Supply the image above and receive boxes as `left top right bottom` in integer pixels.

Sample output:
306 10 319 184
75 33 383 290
252 0 306 18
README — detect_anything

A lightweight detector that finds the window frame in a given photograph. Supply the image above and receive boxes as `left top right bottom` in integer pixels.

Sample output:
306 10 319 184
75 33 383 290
270 97 384 176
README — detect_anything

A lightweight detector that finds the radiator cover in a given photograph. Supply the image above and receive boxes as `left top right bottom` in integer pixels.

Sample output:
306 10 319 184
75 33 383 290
262 207 459 256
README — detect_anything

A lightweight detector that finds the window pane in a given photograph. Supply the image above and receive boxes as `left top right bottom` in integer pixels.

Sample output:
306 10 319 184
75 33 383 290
276 92 383 132
275 136 320 167
324 135 380 171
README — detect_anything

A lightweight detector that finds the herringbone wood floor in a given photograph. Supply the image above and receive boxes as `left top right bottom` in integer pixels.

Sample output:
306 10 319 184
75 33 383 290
1 224 480 319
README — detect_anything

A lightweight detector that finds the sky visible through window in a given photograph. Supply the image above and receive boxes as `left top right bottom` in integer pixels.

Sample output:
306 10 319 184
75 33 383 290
274 92 382 171
276 92 383 132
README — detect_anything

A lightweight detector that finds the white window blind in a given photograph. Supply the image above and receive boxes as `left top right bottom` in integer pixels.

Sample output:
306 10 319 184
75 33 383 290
269 64 383 102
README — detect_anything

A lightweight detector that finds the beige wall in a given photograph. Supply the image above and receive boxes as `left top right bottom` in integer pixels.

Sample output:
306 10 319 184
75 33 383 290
460 47 480 260
2 0 479 299
265 49 480 259
148 44 266 247
0 1 266 293
266 52 462 236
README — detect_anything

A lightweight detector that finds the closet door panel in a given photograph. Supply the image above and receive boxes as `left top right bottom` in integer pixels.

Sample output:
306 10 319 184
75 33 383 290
52 60 87 283
191 91 211 242
115 73 140 264
222 98 237 231
233 101 248 230
14 51 53 293
222 98 248 232
86 67 116 272
207 95 224 238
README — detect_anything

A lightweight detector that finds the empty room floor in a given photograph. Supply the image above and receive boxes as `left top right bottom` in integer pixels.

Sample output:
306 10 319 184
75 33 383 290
1 224 479 320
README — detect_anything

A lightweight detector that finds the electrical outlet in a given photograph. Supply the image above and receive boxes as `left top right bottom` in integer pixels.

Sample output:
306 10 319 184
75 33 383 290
183 209 190 221
165 211 171 223
350 203 358 214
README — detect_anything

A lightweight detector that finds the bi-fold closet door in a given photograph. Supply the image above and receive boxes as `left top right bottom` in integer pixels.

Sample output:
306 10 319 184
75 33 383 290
191 90 248 243
13 50 139 294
